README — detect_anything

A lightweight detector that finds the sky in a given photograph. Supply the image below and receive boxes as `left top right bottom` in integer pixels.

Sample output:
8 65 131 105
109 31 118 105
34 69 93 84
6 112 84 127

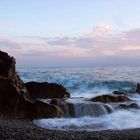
0 0 140 67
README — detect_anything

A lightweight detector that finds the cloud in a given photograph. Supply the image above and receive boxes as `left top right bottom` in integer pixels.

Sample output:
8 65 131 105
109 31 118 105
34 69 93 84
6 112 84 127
40 24 140 58
0 23 140 66
0 38 19 48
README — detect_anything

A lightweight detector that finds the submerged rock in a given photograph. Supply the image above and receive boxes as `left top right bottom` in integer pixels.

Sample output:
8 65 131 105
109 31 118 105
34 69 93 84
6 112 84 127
113 91 126 95
134 83 140 93
25 81 70 99
50 99 114 118
72 102 113 117
50 99 74 117
90 94 130 103
117 103 139 109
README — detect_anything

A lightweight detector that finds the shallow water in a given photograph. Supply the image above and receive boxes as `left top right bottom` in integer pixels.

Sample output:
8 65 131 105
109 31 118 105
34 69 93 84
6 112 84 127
18 67 140 131
34 109 140 131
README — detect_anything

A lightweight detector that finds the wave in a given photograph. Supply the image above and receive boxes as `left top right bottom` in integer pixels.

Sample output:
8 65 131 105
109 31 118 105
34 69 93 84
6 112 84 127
18 67 140 131
34 109 140 131
18 67 139 97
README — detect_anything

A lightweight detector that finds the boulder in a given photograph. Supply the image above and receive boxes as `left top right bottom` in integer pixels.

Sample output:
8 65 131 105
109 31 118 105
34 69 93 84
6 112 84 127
50 99 75 117
17 99 63 119
50 99 63 106
90 94 130 103
25 81 70 99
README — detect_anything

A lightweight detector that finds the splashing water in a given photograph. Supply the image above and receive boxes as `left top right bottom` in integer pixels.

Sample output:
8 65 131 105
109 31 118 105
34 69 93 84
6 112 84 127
18 67 140 131
18 67 139 97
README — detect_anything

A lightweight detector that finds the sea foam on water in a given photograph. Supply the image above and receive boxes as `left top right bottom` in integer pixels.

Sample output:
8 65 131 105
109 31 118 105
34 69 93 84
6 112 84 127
19 67 140 131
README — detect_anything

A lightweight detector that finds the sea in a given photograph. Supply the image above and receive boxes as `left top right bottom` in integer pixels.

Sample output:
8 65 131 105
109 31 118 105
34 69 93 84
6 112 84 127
18 67 140 131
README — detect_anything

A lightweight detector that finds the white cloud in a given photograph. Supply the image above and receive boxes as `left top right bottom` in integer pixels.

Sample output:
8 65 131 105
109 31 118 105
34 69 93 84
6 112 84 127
0 24 140 66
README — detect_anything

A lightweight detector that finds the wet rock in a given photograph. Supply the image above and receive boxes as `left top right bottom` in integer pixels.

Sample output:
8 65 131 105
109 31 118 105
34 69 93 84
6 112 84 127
50 99 73 117
0 76 62 118
104 104 114 113
90 94 130 103
18 99 63 119
134 83 140 93
113 91 126 95
50 99 114 118
50 99 63 106
25 81 70 99
117 103 139 109
50 99 75 117
63 102 75 117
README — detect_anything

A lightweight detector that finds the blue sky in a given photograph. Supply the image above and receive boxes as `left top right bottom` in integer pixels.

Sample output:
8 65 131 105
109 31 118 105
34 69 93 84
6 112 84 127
0 0 140 67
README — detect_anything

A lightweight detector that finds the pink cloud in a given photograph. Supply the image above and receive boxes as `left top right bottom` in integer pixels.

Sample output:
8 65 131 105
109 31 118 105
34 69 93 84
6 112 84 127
0 24 140 66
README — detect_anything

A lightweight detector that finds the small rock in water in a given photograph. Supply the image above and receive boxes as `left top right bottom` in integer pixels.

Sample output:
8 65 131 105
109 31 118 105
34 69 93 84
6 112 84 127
89 94 130 103
118 103 139 109
134 83 140 93
113 91 126 95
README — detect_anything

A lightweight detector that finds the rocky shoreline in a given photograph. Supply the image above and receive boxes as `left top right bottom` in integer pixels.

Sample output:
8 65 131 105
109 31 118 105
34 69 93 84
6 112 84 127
0 50 70 119
0 115 140 140
1 50 140 139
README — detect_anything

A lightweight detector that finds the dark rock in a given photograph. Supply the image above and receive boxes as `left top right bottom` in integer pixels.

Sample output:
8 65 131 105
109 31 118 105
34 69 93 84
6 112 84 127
50 99 75 117
17 99 62 119
113 91 126 95
0 50 29 115
0 77 28 111
0 50 23 88
0 51 16 78
134 83 140 93
25 81 70 99
118 103 139 109
90 94 130 103
50 99 62 106
61 102 75 117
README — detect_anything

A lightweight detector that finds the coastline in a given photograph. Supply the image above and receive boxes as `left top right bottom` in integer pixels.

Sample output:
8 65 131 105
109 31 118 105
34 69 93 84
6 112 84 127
1 51 140 139
0 116 140 140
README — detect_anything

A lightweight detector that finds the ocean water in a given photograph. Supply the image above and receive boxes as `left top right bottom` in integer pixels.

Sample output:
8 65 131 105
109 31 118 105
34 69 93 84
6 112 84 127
18 67 140 131
18 67 140 97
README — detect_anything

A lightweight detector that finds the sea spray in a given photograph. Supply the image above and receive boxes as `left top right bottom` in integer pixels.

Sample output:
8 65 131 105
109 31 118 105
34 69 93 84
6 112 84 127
34 109 140 131
18 67 140 131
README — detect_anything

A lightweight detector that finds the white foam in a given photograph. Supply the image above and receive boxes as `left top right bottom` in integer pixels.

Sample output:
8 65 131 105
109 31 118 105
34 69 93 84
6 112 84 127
34 109 140 131
72 88 113 98
129 93 140 106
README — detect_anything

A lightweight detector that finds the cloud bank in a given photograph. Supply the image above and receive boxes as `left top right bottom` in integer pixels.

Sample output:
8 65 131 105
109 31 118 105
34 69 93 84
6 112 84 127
0 24 140 67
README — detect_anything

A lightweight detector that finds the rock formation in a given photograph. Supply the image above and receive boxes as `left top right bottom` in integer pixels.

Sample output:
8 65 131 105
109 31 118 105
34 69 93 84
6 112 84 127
25 81 70 99
0 50 62 119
